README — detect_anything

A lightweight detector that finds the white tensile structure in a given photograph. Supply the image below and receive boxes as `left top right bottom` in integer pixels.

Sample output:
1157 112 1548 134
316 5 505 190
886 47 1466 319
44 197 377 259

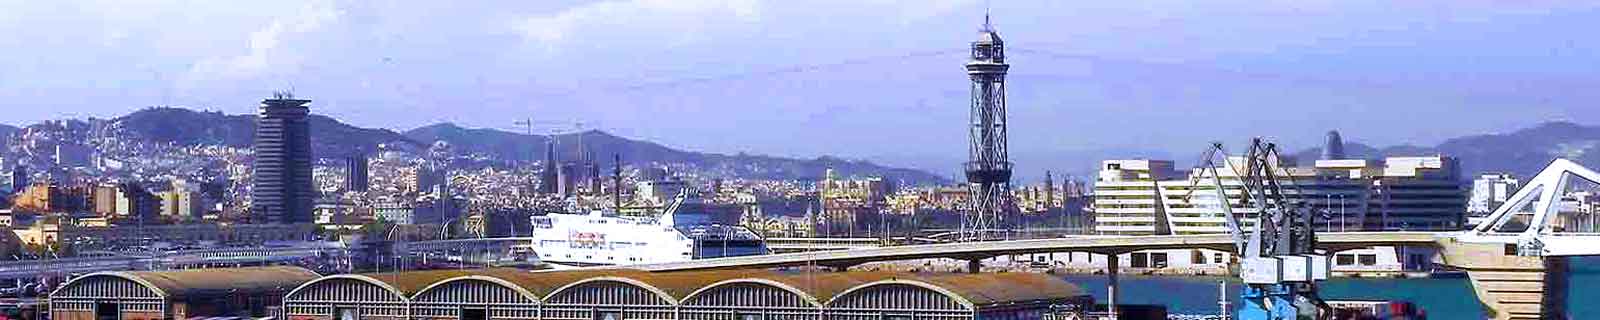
1455 158 1600 256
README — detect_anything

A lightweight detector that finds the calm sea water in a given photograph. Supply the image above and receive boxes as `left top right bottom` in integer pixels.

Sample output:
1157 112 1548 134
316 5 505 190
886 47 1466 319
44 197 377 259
1059 256 1600 319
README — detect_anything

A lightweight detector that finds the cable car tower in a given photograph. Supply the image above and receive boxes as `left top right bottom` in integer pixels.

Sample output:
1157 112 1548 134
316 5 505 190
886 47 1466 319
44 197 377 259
961 14 1014 241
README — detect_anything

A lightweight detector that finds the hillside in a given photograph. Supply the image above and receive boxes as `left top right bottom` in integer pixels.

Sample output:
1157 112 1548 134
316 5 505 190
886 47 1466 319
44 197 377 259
404 123 950 185
112 107 421 156
19 107 947 184
1291 121 1600 180
0 124 16 150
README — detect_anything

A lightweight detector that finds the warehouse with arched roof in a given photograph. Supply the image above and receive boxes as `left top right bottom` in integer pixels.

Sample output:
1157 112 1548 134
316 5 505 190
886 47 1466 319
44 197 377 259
281 268 1091 320
679 277 825 320
825 272 1088 320
48 266 318 320
284 269 488 320
409 268 559 320
541 275 678 320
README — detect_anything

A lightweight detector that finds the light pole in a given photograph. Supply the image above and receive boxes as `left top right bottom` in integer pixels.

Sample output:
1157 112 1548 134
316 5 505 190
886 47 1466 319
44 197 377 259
1339 194 1347 232
1326 194 1333 231
384 226 400 274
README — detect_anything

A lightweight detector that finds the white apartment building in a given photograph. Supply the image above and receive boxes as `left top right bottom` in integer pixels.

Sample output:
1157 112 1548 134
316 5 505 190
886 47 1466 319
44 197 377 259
1468 173 1519 216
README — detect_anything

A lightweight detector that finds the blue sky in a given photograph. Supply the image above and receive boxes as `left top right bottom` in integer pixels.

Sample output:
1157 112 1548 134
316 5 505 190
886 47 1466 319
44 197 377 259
1 1 1597 177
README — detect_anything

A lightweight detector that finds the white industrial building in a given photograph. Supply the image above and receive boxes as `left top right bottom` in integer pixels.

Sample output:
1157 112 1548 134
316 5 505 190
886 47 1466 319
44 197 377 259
1078 153 1464 274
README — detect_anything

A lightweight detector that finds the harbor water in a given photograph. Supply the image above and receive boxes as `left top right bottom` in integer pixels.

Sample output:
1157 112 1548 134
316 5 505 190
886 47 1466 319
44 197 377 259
1059 256 1600 319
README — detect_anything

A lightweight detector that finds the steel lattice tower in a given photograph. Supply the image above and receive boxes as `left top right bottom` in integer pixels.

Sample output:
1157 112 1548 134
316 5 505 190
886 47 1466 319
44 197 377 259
962 18 1013 240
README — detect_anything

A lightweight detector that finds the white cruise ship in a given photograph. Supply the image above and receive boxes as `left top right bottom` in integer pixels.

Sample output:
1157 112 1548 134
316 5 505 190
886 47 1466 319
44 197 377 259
522 195 767 267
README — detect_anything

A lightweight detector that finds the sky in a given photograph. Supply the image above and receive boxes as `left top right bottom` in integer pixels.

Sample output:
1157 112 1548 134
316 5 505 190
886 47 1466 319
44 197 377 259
1 1 1598 178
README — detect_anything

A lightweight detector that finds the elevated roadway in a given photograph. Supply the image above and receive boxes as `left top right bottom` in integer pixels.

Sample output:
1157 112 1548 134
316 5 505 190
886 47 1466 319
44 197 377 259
0 245 342 280
764 237 883 253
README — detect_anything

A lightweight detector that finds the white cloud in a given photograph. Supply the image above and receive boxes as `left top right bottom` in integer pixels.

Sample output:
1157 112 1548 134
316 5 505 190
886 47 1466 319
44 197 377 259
181 0 341 87
511 0 762 51
860 0 977 25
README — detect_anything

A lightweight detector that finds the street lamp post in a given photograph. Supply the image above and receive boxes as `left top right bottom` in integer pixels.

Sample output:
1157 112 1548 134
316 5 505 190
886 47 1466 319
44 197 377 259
1339 194 1347 232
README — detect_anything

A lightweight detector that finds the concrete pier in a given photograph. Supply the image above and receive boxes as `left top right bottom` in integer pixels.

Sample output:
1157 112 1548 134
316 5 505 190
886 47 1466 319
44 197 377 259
1436 240 1569 320
1107 254 1120 320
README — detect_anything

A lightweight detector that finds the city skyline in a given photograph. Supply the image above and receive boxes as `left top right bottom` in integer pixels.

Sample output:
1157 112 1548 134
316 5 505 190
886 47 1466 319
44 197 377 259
2 3 1599 317
6 104 1596 184
1 1 1598 173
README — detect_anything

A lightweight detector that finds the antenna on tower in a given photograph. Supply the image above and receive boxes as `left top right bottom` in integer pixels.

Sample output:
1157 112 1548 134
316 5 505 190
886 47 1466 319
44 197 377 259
982 0 993 30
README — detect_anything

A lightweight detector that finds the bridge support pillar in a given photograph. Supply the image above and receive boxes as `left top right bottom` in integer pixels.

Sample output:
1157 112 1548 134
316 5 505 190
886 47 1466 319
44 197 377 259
966 259 982 274
823 263 859 272
1437 240 1569 320
1107 253 1120 320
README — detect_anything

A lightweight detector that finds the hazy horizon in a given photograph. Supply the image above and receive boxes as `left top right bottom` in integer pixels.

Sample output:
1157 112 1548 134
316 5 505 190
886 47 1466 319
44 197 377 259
4 1 1598 177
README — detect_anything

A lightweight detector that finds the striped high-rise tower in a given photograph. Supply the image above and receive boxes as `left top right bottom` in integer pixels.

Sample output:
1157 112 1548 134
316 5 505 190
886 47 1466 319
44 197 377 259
251 93 314 224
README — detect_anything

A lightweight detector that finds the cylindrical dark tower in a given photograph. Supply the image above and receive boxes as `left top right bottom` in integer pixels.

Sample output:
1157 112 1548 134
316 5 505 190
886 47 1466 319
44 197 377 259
1322 130 1346 160
251 93 314 224
963 19 1014 240
346 153 370 192
540 138 559 194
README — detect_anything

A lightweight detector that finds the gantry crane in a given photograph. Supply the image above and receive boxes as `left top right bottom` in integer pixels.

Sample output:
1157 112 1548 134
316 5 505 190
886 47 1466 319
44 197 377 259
1189 139 1330 320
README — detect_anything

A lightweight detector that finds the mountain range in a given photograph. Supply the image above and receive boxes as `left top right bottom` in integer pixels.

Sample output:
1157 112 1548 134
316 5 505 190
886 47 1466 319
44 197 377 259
83 107 950 184
899 121 1600 185
402 123 946 184
1288 121 1600 181
6 107 1597 185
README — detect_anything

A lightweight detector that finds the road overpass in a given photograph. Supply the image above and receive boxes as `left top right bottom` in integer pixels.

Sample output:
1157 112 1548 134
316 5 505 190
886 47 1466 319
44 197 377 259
763 237 884 253
0 245 343 280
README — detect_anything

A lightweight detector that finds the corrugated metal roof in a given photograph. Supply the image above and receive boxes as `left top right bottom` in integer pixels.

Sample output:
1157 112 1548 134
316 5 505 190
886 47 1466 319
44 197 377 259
355 268 519 296
740 271 1084 306
911 272 1087 307
341 268 1086 308
489 268 657 298
748 271 888 303
109 266 318 298
508 269 1083 307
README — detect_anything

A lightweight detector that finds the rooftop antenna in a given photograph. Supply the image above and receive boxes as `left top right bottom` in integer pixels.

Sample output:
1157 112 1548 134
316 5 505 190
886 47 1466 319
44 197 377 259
273 87 296 100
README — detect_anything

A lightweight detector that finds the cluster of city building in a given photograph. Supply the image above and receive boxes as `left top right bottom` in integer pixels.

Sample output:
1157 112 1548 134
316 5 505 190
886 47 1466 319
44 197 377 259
0 92 1587 285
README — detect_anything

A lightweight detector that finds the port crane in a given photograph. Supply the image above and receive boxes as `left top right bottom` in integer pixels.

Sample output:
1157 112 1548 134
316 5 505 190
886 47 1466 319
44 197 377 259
1189 139 1329 320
